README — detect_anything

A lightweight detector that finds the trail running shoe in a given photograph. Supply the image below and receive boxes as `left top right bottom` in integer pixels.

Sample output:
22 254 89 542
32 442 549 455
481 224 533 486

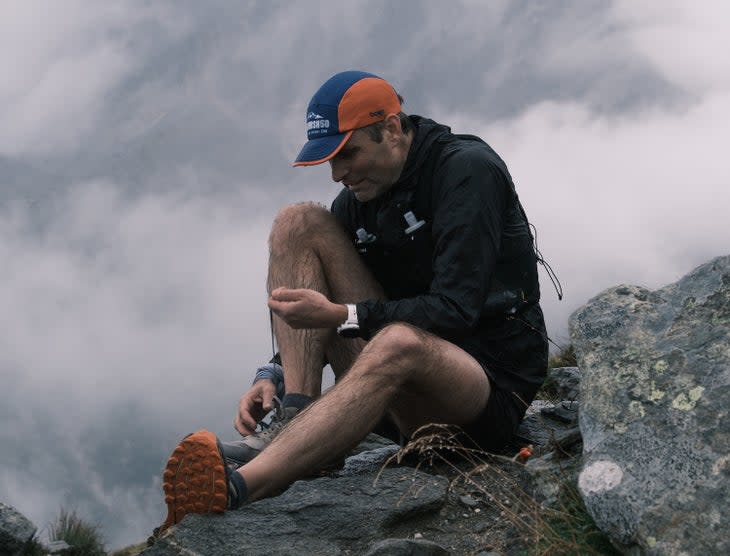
221 400 300 467
158 430 247 535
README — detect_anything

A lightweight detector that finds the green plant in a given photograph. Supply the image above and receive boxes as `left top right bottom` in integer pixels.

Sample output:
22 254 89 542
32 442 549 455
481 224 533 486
21 536 47 556
48 507 106 556
536 373 561 402
548 344 577 369
531 483 620 556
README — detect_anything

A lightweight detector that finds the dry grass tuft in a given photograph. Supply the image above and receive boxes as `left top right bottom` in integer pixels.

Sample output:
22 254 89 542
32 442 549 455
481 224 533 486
381 423 618 556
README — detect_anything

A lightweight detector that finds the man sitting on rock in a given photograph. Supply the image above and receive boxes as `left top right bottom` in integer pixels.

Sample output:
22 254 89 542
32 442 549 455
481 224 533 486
158 70 548 530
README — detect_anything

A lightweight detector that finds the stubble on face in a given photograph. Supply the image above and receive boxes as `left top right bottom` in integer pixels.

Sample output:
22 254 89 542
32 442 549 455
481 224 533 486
331 128 406 202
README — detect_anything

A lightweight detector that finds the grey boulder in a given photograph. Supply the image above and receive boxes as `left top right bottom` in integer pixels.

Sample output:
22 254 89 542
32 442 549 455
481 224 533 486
570 255 730 555
0 502 37 556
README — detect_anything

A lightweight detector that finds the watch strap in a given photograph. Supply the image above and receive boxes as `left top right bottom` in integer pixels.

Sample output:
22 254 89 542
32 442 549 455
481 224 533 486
337 304 360 338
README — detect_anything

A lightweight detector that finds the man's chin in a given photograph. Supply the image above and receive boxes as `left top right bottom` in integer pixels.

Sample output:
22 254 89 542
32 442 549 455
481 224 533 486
353 191 379 202
351 183 386 203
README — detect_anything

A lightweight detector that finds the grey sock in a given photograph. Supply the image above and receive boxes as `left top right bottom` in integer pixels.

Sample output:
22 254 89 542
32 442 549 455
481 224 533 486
227 469 248 510
281 393 313 411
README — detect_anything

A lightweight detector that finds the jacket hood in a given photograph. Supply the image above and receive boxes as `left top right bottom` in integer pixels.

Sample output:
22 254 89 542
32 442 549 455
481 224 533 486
393 116 451 189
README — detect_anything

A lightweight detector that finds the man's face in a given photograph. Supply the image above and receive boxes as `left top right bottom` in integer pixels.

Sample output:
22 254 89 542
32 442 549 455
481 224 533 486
329 128 403 202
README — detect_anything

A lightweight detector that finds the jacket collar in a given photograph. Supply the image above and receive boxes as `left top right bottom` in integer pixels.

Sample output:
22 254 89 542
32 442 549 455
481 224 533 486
391 116 451 191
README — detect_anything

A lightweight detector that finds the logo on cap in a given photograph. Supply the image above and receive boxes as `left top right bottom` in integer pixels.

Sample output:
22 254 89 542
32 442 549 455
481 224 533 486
307 111 331 135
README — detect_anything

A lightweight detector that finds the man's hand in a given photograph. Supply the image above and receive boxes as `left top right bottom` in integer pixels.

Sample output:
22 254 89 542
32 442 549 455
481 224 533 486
268 287 347 329
234 379 277 436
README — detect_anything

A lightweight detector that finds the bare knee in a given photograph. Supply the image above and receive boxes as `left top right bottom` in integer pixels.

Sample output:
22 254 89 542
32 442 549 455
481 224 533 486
269 202 332 254
360 323 428 380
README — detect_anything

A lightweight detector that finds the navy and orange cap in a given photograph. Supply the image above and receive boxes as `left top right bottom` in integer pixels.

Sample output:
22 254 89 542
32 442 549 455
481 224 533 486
293 70 401 167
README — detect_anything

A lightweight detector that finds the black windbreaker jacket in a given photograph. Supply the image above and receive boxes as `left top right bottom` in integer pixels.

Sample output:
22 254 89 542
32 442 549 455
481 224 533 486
331 116 547 393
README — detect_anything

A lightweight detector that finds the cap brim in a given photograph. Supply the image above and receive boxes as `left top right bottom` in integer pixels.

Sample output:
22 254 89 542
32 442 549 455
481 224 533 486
293 130 353 167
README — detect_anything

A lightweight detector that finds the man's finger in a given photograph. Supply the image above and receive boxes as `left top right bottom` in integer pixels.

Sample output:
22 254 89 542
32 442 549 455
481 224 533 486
238 399 259 432
268 298 303 318
234 414 253 436
237 412 256 434
261 382 276 411
270 287 309 301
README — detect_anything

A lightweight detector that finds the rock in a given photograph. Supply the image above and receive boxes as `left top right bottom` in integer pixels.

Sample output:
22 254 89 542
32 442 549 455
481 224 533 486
516 396 584 507
459 495 479 508
336 444 400 476
525 447 583 509
570 255 730 555
540 400 579 425
364 538 450 555
516 400 560 450
547 366 581 400
144 467 448 556
525 452 563 507
353 432 400 453
550 427 582 453
0 502 37 556
517 400 581 458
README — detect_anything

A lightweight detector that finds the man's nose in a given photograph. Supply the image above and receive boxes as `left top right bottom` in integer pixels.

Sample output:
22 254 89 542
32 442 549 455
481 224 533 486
330 159 347 183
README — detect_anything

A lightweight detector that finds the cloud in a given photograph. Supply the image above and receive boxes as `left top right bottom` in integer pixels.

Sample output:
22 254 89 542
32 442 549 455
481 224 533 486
2 182 278 406
0 182 275 546
610 0 730 94
0 1 190 156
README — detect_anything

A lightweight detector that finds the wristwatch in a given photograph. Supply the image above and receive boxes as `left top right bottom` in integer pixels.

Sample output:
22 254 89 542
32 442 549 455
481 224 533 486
337 304 360 338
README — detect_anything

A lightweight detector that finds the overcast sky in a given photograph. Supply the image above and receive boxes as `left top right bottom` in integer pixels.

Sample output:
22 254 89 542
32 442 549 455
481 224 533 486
1 1 728 549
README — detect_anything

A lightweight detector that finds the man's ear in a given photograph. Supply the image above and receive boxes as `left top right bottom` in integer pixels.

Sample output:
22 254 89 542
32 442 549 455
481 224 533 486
382 113 403 141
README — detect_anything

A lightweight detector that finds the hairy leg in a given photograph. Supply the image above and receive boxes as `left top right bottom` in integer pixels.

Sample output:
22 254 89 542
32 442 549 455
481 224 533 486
239 323 491 500
266 202 384 396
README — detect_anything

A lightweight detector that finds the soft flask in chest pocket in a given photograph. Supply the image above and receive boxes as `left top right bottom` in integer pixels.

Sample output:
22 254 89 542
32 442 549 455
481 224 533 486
377 201 433 295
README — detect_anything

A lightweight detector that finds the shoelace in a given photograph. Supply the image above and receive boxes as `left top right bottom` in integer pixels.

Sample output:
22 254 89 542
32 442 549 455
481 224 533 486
254 396 284 434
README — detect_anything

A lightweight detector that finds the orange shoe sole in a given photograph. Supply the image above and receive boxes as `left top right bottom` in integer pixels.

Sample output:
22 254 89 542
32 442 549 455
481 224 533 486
159 430 228 534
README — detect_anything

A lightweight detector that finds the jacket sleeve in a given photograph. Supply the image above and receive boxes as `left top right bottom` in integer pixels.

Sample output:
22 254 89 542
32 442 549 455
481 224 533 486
356 146 510 340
